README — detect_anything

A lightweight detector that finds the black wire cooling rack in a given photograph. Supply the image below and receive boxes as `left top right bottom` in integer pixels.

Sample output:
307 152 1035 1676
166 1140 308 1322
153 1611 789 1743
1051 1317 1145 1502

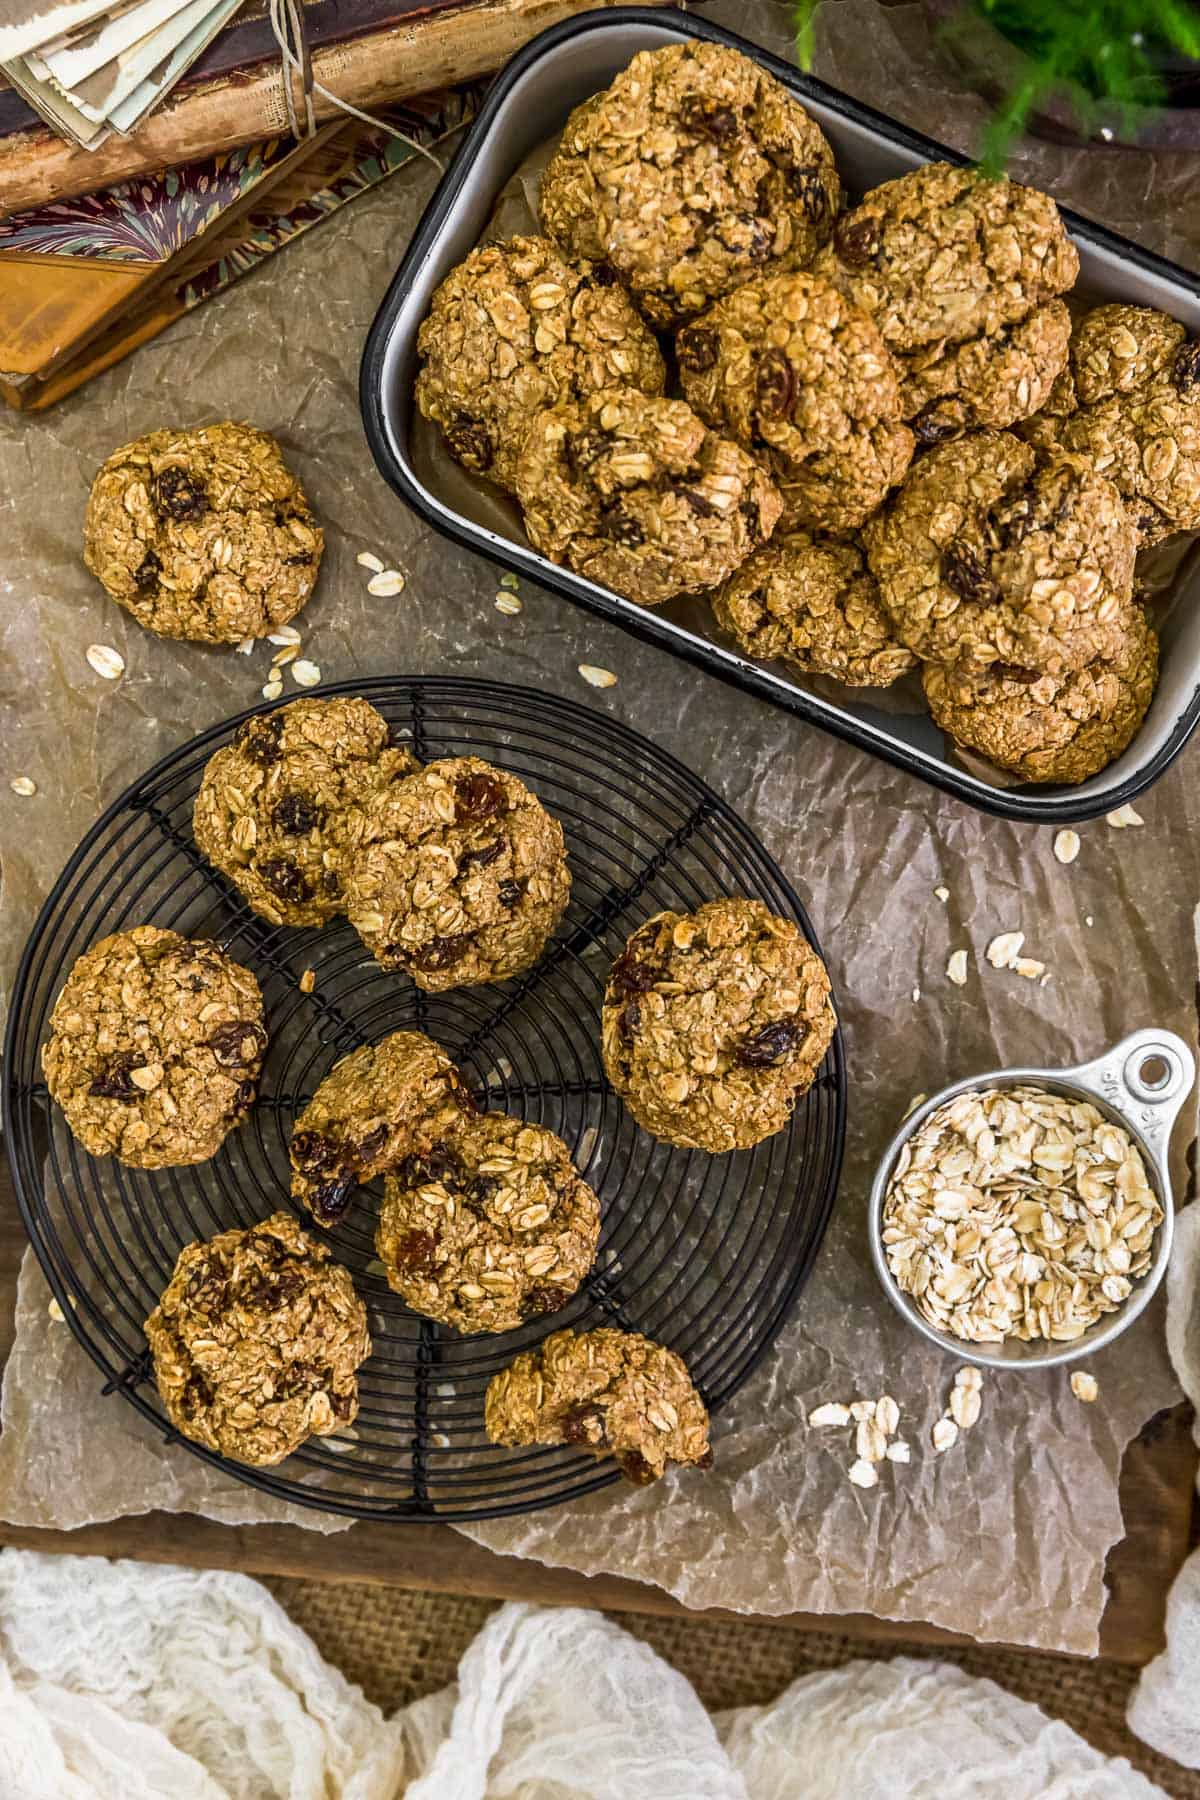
3 677 846 1523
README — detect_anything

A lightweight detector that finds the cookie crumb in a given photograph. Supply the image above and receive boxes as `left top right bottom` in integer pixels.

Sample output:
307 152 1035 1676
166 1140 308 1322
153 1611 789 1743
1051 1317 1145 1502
9 776 36 797
86 643 125 681
1106 804 1144 828
47 1297 65 1323
934 885 949 902
946 949 968 986
236 636 255 655
291 659 321 688
1071 1371 1099 1403
579 664 617 688
298 968 316 994
500 572 520 590
912 985 921 1003
1053 829 1080 864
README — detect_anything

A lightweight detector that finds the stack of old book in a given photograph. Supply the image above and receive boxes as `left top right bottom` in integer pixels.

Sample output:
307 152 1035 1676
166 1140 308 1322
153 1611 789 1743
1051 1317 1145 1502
0 0 659 409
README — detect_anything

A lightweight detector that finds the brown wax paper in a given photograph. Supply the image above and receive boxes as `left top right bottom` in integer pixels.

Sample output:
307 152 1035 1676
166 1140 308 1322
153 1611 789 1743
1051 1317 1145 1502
0 0 1197 1652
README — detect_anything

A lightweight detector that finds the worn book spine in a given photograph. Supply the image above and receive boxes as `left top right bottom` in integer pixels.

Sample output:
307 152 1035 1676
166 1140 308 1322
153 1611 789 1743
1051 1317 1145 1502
0 0 671 217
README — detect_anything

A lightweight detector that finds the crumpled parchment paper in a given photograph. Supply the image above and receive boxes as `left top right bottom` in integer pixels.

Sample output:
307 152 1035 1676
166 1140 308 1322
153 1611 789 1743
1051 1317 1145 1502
0 0 1196 1655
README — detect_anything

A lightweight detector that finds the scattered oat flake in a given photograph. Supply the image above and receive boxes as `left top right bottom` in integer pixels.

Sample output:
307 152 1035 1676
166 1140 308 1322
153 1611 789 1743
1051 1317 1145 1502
808 1401 851 1428
934 886 949 903
875 1395 900 1436
949 1384 982 1429
356 551 385 573
986 931 1025 969
911 986 921 1003
268 625 302 647
931 1417 959 1453
857 1420 888 1463
954 1367 983 1392
86 643 125 680
1013 958 1046 980
495 592 523 616
946 949 968 986
1071 1371 1099 1403
10 776 36 797
1086 915 1094 928
902 1092 927 1119
579 664 617 688
1106 804 1143 829
272 643 300 668
299 969 316 994
367 569 405 597
291 659 321 688
1053 829 1080 865
849 1399 876 1423
885 1439 911 1464
262 680 284 701
47 1298 65 1323
235 636 255 655
848 1459 879 1489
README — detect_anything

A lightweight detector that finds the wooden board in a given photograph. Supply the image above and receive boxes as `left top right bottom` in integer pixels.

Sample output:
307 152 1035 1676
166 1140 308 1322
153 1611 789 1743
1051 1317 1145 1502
0 1154 1193 1662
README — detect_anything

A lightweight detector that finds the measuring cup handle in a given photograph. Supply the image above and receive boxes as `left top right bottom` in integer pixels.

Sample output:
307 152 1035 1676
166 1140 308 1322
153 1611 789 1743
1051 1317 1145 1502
1067 1028 1197 1181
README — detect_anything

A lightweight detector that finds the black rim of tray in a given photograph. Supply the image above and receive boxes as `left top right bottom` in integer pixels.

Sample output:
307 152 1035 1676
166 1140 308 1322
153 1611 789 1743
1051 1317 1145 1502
360 4 1200 826
3 676 846 1524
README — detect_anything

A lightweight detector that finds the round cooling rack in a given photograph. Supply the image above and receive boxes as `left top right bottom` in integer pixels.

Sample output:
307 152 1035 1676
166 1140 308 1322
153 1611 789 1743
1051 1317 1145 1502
3 677 846 1523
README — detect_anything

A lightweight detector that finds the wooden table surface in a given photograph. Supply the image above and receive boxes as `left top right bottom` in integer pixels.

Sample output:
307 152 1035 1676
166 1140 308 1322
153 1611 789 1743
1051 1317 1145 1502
0 1152 1194 1663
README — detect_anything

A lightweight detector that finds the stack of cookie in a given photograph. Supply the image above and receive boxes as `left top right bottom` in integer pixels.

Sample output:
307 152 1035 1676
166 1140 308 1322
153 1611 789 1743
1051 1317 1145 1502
415 40 1200 788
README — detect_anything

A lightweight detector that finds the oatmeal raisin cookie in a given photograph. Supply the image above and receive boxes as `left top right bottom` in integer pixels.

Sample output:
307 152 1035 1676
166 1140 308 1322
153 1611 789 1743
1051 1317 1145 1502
676 270 913 532
83 421 322 644
416 235 666 495
43 926 266 1169
901 299 1072 444
712 529 915 686
812 162 1078 354
1016 304 1200 546
863 431 1137 674
290 1029 473 1224
538 42 840 328
344 758 570 991
602 897 836 1154
145 1212 369 1467
378 1111 600 1333
194 697 418 928
485 1326 711 1484
515 388 782 606
924 604 1158 784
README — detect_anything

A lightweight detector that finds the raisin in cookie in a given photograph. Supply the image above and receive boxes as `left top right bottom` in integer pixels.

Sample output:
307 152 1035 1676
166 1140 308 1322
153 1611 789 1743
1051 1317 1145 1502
924 605 1158 785
43 927 265 1169
345 758 569 991
538 42 840 329
516 389 781 606
415 234 665 496
486 1327 711 1484
84 421 322 644
194 698 417 928
677 271 913 532
290 1030 473 1225
712 530 916 687
602 897 835 1154
863 432 1137 675
1018 304 1200 546
813 163 1078 354
901 299 1072 445
378 1113 600 1333
145 1212 369 1467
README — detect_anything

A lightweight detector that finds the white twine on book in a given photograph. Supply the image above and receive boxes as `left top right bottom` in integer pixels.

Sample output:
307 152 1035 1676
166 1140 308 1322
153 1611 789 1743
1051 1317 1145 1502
267 0 443 168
